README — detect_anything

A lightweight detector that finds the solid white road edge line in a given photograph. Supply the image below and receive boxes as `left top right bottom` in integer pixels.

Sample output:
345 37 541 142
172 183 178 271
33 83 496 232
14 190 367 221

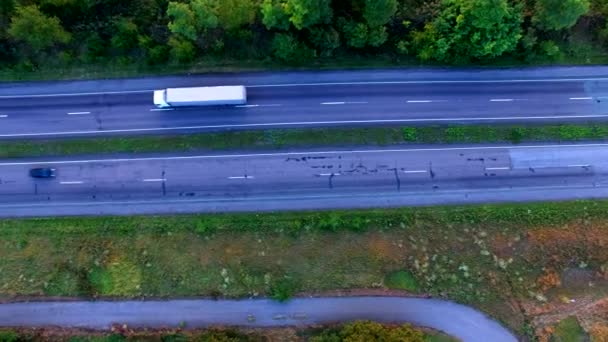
1 143 608 166
67 112 91 115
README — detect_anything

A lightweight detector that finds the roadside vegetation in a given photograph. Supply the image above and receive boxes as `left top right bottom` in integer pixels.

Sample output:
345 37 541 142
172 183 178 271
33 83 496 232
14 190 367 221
4 200 608 339
0 322 452 342
1 123 607 158
0 0 606 81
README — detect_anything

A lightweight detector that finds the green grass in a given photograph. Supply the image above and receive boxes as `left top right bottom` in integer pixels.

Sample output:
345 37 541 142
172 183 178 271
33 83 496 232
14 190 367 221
384 271 419 291
3 200 608 336
0 331 19 342
551 317 588 342
2 123 608 159
424 333 460 342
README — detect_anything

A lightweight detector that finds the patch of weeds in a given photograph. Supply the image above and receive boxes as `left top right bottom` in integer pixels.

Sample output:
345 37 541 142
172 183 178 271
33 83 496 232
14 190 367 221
402 127 418 142
0 331 19 342
89 261 142 296
508 127 525 144
444 127 466 142
558 125 594 141
551 316 587 342
270 277 299 302
384 270 420 291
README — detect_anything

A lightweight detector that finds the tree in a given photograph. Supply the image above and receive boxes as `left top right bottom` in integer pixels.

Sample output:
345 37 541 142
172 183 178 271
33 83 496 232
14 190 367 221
308 26 340 56
8 5 70 51
286 0 333 30
191 0 219 30
110 18 139 54
168 36 196 62
272 33 314 64
367 25 388 47
167 2 198 41
216 0 256 30
340 19 368 48
532 0 590 31
412 0 523 63
363 0 398 27
262 0 332 30
261 0 290 30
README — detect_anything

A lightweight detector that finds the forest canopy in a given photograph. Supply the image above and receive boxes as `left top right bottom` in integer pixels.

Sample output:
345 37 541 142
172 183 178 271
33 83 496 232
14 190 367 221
0 0 604 73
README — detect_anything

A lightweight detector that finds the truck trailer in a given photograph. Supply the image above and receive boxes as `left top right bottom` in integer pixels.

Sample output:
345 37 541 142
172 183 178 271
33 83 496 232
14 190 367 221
153 86 247 108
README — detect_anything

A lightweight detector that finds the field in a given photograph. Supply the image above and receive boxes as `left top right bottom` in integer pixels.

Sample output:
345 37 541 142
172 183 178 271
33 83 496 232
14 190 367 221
3 201 608 339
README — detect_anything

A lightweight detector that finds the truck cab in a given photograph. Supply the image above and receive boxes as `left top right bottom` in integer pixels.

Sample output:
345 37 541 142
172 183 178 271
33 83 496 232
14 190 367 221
153 90 170 108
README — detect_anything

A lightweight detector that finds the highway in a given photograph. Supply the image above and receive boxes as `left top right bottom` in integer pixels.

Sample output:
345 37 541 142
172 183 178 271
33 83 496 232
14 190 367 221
1 143 608 217
0 296 517 342
2 67 608 138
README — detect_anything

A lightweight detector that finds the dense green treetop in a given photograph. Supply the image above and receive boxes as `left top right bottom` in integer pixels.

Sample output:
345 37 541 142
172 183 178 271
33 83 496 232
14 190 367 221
0 0 605 69
8 4 71 51
533 0 590 30
413 0 523 63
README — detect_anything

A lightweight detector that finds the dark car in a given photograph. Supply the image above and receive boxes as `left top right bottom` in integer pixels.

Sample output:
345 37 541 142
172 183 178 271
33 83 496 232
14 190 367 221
29 167 56 179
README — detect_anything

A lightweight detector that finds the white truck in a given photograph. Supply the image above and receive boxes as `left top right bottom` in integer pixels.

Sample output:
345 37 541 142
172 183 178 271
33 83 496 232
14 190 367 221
153 85 247 108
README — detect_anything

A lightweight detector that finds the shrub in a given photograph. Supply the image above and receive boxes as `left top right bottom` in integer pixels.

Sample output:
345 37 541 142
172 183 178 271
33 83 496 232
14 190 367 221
384 270 419 291
0 331 19 342
402 127 418 142
552 316 588 342
271 33 314 64
269 277 298 302
508 127 525 144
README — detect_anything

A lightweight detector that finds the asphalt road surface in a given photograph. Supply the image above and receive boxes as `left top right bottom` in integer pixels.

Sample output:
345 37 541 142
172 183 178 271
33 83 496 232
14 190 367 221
0 296 517 342
1 143 608 217
2 67 608 138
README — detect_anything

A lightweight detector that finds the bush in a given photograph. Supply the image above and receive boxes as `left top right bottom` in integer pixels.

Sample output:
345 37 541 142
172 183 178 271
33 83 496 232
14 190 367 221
269 277 298 302
168 37 196 63
402 127 418 142
0 331 19 342
558 125 593 140
271 33 314 64
384 270 419 291
552 316 588 342
508 127 525 144
540 40 561 61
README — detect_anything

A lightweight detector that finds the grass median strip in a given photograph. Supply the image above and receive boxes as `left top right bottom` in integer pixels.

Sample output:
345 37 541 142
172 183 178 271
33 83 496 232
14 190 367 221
3 200 608 338
2 123 608 158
